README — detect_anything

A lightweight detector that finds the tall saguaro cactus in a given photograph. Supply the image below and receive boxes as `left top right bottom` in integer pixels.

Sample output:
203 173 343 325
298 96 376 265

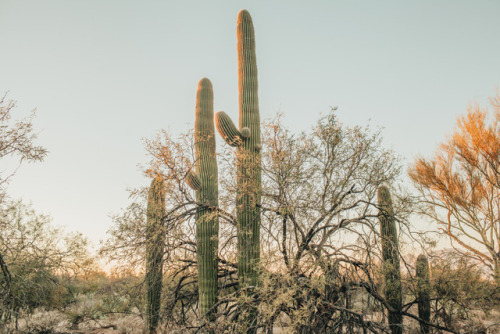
186 78 219 320
416 254 431 334
145 176 166 333
215 8 261 290
377 185 403 334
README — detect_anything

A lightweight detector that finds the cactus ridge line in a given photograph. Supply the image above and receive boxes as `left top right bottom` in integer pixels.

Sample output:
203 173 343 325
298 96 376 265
378 185 403 334
193 78 219 321
215 111 242 147
145 177 166 333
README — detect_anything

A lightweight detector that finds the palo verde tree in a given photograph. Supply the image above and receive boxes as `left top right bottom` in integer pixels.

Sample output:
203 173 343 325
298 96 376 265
409 92 500 285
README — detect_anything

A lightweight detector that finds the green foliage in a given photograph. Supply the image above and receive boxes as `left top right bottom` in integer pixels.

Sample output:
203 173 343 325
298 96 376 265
0 200 95 323
429 253 498 330
63 273 141 330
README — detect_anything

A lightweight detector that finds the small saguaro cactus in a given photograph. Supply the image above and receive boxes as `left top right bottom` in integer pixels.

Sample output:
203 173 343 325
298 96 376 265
416 254 431 334
215 8 262 292
185 78 219 321
377 185 403 334
145 176 166 333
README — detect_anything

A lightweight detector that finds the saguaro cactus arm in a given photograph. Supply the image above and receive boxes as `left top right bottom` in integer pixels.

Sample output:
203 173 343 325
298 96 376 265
215 111 243 147
186 170 202 190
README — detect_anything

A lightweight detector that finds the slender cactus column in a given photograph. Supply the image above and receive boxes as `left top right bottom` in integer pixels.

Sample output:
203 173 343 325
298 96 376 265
378 185 403 334
416 254 431 334
216 8 261 291
237 9 261 290
145 176 166 333
186 78 219 321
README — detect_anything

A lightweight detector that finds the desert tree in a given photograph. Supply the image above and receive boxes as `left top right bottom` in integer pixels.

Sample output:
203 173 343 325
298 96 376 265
146 111 410 332
0 94 47 201
0 200 95 327
105 110 463 333
0 93 48 325
409 92 500 285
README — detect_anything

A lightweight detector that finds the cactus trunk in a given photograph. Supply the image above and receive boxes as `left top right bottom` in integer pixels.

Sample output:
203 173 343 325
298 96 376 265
416 254 431 334
214 10 261 331
495 257 500 287
377 185 403 334
145 176 166 333
236 8 261 290
215 9 261 290
189 78 219 320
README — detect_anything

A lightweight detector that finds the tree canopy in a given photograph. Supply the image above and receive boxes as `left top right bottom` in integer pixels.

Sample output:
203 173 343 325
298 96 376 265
409 93 500 285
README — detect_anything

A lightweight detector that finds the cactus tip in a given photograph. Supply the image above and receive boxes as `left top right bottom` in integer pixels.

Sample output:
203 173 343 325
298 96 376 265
198 77 212 89
237 9 253 27
377 185 392 204
238 9 251 17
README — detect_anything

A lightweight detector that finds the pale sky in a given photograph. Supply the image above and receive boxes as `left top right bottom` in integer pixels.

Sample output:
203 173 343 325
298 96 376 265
1 1 499 246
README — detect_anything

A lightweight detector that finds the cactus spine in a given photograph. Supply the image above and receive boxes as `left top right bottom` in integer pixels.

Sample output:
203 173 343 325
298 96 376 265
216 9 261 292
186 78 219 320
145 176 166 333
377 185 403 334
416 254 431 334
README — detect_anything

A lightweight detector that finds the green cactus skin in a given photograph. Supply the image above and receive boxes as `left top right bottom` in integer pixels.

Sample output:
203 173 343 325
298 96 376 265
215 111 243 146
186 170 202 190
213 10 261 331
416 254 431 334
215 9 261 290
378 185 403 334
145 176 166 333
187 78 219 321
236 8 262 290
